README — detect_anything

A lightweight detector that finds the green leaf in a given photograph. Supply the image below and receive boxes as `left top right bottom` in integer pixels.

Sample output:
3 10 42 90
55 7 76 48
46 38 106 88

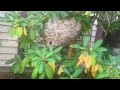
39 62 44 74
53 46 63 53
59 11 68 18
72 67 83 78
29 29 36 41
13 24 19 28
21 23 27 27
32 57 40 61
64 60 76 67
90 51 97 58
19 39 26 48
9 16 14 20
11 61 20 74
10 62 16 73
109 55 115 61
54 54 61 61
33 45 40 51
30 20 36 26
81 22 88 33
70 44 86 49
11 19 20 26
92 39 103 49
21 56 30 68
9 28 17 37
19 63 24 74
19 68 24 74
83 51 87 56
99 65 103 73
48 45 53 52
73 78 81 79
75 15 82 22
32 60 40 67
91 55 96 65
16 27 23 37
116 55 120 61
63 67 71 76
14 63 20 74
39 71 46 79
83 36 90 47
47 58 56 62
45 64 53 79
27 49 35 54
117 65 120 70
59 77 70 79
28 54 36 60
31 66 39 79
45 52 53 58
5 58 16 64
95 73 109 79
70 44 81 49
67 66 74 73
41 48 48 56
115 56 120 64
35 50 41 57
95 47 107 52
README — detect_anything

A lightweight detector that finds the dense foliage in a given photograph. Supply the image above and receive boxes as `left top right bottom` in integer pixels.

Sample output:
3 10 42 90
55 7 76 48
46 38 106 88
4 11 120 79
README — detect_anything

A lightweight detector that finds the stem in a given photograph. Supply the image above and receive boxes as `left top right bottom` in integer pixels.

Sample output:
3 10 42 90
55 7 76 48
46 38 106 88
97 11 118 39
106 11 110 24
41 35 47 47
98 22 106 33
36 31 48 47
35 38 41 43
104 11 117 39
60 49 66 60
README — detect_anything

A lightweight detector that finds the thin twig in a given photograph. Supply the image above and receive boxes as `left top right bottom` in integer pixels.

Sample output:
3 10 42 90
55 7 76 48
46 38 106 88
36 31 48 47
35 38 41 43
106 11 115 34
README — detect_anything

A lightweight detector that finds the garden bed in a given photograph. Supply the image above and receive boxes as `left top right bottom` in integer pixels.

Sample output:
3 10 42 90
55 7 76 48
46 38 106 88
0 72 31 79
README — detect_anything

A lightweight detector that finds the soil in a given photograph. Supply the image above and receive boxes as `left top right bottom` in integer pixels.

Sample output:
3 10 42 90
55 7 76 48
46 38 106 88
0 72 31 79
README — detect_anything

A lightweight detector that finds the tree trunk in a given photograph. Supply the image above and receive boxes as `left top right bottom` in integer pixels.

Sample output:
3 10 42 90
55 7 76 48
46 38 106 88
18 11 27 59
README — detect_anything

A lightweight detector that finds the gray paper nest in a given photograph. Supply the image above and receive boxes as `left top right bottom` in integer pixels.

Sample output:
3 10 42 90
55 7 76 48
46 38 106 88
44 18 82 47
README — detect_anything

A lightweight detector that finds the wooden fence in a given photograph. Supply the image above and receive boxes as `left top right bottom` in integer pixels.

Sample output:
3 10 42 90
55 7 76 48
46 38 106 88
0 22 18 66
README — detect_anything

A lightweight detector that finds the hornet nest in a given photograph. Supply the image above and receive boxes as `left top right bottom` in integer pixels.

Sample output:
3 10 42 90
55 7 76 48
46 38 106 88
44 18 82 47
